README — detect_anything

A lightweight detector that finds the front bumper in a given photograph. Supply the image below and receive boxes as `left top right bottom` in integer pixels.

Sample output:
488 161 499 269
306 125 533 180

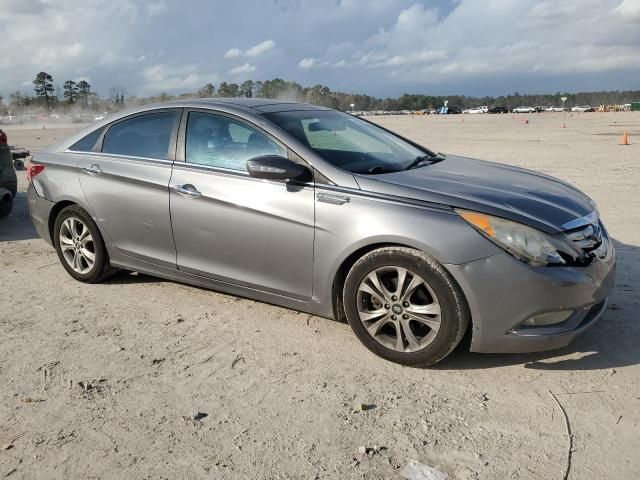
27 183 55 246
446 243 616 354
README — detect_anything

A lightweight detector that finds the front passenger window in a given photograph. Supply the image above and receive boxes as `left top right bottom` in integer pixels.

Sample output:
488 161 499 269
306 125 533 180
186 111 285 171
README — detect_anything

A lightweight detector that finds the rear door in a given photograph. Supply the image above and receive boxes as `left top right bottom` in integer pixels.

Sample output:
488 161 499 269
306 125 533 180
77 109 181 267
169 109 315 299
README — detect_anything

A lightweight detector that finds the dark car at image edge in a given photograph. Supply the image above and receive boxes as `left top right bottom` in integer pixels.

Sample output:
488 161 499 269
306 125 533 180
0 130 18 218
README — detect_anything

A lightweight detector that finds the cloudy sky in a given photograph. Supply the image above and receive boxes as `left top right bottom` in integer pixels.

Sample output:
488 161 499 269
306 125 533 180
1 0 639 98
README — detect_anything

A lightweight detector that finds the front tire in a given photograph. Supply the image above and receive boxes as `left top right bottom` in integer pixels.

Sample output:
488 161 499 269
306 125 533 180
53 205 113 283
343 247 470 367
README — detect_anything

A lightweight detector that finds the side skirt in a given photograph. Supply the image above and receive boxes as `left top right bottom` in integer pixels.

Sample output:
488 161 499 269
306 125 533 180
109 256 335 320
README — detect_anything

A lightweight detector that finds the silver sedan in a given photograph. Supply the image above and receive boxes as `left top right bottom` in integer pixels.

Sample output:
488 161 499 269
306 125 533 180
27 99 615 366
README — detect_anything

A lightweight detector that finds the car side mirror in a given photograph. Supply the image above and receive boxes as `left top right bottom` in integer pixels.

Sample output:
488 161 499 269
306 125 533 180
246 155 311 182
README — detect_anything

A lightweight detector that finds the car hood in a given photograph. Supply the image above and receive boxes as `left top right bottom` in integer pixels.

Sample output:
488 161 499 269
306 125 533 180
354 155 595 233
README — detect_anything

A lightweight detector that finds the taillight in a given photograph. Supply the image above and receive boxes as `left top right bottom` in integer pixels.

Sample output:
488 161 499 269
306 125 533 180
27 162 45 182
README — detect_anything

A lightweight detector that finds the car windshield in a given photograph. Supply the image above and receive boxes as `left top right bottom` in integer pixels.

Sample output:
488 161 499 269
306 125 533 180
263 110 437 174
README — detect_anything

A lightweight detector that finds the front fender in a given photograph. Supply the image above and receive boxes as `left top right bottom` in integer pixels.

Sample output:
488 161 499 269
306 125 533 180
312 188 502 309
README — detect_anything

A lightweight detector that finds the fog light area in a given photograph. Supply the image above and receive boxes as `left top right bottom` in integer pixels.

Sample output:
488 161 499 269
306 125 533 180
523 310 574 327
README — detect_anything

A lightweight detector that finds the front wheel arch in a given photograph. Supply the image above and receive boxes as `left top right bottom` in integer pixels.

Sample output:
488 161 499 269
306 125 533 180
332 242 431 322
342 246 472 366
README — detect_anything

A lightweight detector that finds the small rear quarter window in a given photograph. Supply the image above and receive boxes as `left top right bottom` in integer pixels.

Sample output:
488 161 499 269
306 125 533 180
69 128 103 152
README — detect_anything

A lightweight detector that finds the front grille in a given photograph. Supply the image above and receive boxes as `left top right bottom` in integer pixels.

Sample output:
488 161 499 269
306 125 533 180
565 222 603 254
561 211 608 262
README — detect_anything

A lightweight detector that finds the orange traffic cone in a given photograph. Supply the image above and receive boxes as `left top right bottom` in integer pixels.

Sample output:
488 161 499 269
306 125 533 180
620 131 629 145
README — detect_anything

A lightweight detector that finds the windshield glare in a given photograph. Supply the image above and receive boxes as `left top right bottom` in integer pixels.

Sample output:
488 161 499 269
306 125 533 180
264 110 433 174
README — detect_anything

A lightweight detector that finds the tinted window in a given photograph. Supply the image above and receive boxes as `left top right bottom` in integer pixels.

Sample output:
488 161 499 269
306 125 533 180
102 111 178 160
186 111 285 171
69 128 102 152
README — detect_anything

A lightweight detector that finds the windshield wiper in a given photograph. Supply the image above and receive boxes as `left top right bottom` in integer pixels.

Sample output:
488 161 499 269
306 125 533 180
404 154 443 170
367 165 395 174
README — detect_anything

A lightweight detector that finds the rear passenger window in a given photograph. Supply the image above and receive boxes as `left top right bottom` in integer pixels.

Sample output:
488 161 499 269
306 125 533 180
69 128 102 152
102 111 178 160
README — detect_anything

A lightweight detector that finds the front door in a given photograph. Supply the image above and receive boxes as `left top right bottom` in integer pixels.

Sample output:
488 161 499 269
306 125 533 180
169 110 315 299
78 110 180 267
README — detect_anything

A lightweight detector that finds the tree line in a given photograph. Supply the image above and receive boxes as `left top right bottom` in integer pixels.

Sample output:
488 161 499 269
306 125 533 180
1 71 639 115
1 72 126 114
30 71 93 109
139 79 640 111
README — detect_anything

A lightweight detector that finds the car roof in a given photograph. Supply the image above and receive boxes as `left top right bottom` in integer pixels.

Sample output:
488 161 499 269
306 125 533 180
131 98 332 114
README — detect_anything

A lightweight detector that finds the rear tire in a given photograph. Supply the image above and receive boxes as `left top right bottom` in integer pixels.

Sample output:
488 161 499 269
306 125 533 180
343 247 470 367
53 205 114 283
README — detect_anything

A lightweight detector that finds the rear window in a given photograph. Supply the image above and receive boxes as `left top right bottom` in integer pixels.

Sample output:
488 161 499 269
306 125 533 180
69 128 103 152
102 111 179 160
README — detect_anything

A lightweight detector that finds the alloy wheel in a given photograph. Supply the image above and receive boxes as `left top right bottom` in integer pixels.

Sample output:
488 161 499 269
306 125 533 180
59 217 96 274
356 266 441 352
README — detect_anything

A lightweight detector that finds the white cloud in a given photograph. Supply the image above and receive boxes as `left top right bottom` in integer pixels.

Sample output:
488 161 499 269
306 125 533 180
228 63 256 75
394 3 439 32
298 58 318 69
301 0 640 85
224 48 242 59
141 63 219 94
225 40 276 60
245 39 276 57
0 0 153 93
298 57 332 69
0 0 637 98
615 0 640 19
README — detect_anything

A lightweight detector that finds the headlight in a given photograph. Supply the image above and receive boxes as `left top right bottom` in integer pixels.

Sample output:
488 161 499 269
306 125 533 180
456 209 583 266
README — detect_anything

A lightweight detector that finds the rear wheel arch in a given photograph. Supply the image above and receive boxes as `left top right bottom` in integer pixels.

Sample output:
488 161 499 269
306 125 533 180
52 204 116 283
48 200 77 241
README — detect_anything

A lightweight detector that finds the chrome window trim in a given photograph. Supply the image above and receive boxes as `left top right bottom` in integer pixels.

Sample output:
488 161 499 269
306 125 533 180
171 159 251 177
63 149 174 165
171 157 314 189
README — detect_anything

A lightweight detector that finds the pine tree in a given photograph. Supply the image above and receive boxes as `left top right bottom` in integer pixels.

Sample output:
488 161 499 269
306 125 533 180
63 80 79 104
33 72 55 109
77 80 91 108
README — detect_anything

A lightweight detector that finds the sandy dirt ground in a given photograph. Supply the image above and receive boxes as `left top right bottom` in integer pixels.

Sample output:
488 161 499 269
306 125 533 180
1 113 639 479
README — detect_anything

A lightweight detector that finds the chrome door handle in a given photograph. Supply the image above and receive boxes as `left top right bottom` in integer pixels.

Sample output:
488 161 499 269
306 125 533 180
171 184 202 198
317 192 350 205
82 164 102 176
